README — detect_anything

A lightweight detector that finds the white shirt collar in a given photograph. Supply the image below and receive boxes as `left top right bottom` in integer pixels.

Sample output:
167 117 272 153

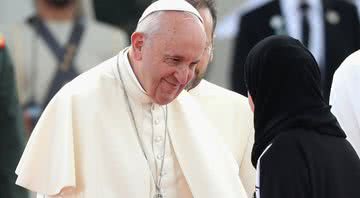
123 48 147 93
281 0 321 13
280 0 324 66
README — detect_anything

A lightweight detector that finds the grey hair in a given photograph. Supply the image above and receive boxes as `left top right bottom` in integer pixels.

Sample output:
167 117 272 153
135 11 164 38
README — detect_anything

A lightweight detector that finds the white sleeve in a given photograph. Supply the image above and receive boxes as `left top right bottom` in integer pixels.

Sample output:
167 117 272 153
15 87 76 195
330 52 360 156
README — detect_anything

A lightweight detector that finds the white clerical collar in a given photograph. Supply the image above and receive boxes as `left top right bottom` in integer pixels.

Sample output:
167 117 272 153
118 47 152 104
123 48 147 93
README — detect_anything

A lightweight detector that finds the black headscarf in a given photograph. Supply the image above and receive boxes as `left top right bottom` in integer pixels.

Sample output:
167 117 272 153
244 35 346 167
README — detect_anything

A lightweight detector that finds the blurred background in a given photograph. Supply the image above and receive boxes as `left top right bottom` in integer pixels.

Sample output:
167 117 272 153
1 0 359 197
0 0 249 89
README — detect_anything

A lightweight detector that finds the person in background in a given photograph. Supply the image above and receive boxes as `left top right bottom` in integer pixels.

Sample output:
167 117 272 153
3 0 128 134
245 35 360 198
330 50 360 157
14 0 247 197
185 0 255 196
0 33 28 198
93 0 152 37
232 0 360 103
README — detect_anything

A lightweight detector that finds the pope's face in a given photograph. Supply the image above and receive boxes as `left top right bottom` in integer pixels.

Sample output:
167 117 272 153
137 13 206 105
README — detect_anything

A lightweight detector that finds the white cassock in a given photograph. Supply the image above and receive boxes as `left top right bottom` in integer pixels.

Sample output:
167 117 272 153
330 49 360 156
15 48 247 198
189 80 255 197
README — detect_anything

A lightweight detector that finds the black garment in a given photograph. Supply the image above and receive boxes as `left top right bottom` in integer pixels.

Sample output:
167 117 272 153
232 0 360 102
244 35 360 198
93 0 151 38
0 46 28 197
260 132 360 198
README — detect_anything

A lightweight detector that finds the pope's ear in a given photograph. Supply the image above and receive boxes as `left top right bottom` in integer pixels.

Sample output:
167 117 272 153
131 32 145 61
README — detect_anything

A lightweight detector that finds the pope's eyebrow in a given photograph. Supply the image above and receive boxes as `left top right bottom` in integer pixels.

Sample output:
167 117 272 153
163 54 200 65
164 54 183 60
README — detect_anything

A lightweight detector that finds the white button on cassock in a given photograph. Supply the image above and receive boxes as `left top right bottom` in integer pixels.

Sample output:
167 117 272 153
154 119 160 125
151 104 156 111
156 154 163 160
155 136 163 143
161 171 167 176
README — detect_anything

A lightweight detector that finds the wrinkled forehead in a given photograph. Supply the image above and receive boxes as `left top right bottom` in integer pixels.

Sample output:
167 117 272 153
143 11 205 40
153 19 206 61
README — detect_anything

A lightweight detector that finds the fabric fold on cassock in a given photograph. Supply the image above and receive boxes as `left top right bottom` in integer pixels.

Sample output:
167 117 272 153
168 91 247 198
15 85 76 195
188 79 255 197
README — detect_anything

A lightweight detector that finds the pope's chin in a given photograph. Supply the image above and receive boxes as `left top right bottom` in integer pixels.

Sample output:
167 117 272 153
153 87 183 105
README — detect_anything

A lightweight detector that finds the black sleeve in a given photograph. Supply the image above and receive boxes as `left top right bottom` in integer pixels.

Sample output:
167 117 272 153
259 140 311 198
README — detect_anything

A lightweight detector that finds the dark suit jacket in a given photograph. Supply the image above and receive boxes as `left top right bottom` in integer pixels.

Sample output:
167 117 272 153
0 46 28 198
231 0 360 102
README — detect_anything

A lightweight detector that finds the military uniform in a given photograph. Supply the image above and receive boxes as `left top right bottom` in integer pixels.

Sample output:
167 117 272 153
0 34 28 198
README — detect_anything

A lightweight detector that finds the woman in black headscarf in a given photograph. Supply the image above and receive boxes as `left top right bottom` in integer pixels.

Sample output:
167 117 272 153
244 35 360 198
